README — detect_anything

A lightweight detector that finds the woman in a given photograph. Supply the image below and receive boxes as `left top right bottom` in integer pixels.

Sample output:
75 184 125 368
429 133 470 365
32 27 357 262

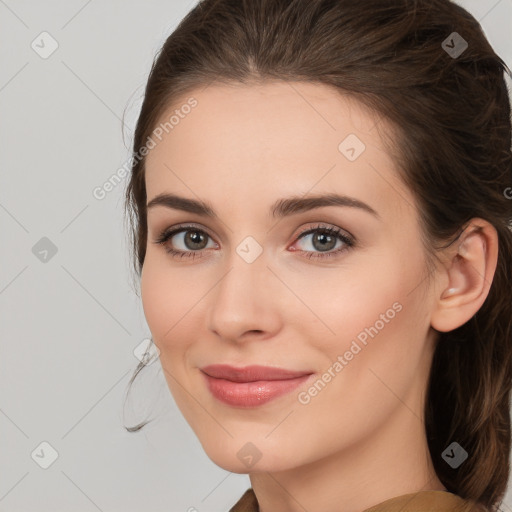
123 0 512 510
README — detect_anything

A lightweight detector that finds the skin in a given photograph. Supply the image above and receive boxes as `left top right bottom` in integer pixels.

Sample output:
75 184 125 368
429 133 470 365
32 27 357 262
140 81 498 512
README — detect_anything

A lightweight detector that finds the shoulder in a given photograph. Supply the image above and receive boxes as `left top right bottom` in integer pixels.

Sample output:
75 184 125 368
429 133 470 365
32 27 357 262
228 488 488 512
363 490 488 512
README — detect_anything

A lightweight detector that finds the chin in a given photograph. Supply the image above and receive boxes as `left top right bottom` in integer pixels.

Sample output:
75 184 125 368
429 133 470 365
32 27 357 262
200 438 299 474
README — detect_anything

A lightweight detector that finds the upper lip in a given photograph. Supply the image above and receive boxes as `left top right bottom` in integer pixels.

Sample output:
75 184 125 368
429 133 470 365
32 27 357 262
200 364 313 383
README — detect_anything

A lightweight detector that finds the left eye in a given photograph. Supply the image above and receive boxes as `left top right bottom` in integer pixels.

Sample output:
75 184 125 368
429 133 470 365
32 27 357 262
291 225 354 259
153 223 355 260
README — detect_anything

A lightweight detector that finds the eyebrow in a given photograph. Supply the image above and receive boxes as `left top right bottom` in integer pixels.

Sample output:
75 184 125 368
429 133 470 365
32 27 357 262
146 192 380 219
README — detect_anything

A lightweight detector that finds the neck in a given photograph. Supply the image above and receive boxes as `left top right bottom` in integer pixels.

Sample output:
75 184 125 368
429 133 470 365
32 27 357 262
249 402 445 512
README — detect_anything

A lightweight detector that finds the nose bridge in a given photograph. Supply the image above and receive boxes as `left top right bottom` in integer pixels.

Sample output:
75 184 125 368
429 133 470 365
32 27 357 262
220 231 270 294
217 241 270 311
207 239 279 339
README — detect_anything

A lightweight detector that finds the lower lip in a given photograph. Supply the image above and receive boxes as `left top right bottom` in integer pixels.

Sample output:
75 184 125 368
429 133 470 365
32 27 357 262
202 372 313 407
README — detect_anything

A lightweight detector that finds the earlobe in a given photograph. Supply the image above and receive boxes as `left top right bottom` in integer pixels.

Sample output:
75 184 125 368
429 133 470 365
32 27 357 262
430 220 498 333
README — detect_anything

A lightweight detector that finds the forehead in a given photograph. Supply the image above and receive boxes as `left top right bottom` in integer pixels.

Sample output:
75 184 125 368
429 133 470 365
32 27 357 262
144 81 415 221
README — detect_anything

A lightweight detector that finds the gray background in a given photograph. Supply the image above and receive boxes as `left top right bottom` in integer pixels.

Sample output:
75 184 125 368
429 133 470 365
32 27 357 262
0 1 511 511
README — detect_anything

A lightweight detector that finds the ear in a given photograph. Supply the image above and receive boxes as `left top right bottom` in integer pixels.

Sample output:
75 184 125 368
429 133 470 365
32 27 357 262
430 219 499 333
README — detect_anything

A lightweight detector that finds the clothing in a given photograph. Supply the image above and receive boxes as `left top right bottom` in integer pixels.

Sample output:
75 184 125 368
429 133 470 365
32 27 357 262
229 487 487 512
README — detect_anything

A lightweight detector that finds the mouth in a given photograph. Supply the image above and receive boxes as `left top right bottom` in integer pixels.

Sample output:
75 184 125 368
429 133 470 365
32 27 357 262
200 364 314 407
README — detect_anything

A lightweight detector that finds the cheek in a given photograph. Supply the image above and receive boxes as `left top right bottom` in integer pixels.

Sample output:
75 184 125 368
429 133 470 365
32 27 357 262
140 257 166 336
311 250 421 336
317 244 432 397
308 238 431 377
140 254 187 347
140 251 213 367
140 257 194 399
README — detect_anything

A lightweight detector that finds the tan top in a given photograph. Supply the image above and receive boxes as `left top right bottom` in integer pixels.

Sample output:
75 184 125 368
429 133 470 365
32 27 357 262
229 488 487 512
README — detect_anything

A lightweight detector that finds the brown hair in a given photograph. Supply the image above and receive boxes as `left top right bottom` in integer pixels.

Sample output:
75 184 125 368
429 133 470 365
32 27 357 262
123 0 512 509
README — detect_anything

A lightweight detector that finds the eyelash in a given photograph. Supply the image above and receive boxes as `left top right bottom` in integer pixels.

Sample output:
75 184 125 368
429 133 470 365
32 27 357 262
153 223 355 261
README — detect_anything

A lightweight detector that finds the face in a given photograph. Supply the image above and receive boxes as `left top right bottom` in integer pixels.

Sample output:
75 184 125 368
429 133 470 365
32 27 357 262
141 81 439 473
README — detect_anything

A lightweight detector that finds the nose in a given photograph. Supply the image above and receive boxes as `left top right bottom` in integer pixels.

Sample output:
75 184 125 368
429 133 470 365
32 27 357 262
206 249 283 343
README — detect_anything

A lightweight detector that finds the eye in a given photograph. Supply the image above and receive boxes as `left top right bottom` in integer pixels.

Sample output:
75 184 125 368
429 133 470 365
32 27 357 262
153 224 217 260
290 223 355 260
152 222 355 261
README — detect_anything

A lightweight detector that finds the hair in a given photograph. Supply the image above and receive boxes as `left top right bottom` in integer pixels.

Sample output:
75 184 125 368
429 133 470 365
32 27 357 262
122 0 512 509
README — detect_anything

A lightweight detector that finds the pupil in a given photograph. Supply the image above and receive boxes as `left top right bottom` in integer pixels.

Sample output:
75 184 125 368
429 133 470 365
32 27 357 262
314 232 335 251
187 231 205 249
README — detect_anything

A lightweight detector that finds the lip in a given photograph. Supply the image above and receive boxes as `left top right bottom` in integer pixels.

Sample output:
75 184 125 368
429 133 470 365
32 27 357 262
200 364 314 407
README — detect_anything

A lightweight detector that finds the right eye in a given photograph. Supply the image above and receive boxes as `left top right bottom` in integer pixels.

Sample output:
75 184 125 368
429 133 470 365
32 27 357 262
153 224 218 260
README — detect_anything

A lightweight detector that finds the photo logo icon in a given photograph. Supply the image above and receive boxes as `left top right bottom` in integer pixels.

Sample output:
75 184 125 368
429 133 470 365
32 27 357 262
133 338 160 365
31 31 59 59
31 441 59 469
442 32 468 59
237 442 262 468
236 236 263 264
32 237 58 263
441 441 468 469
338 134 366 162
